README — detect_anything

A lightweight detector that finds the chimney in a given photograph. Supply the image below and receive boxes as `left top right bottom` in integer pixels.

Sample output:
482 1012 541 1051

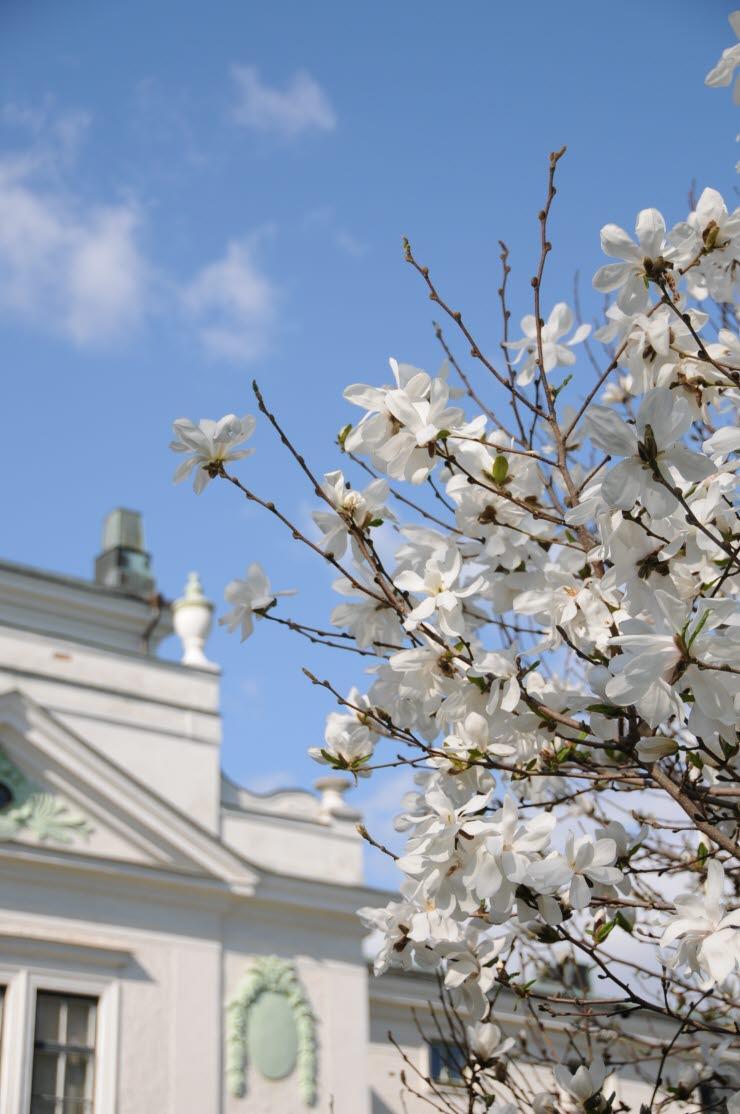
94 509 156 598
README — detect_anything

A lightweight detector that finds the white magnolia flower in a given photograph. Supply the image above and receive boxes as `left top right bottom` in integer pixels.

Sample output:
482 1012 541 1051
661 860 740 985
396 546 486 636
388 644 462 717
607 591 738 728
358 895 418 974
527 835 621 911
330 576 400 649
170 413 256 494
504 302 590 386
705 11 740 103
554 1056 608 1107
512 558 613 652
309 699 377 776
442 931 508 1018
444 711 516 761
473 650 521 715
313 470 391 558
593 208 671 313
584 387 714 517
674 188 740 301
344 359 465 484
220 562 295 641
564 834 622 909
635 734 678 762
469 795 556 903
378 377 466 484
397 783 492 853
704 425 740 459
466 1020 514 1062
344 358 433 458
687 187 740 250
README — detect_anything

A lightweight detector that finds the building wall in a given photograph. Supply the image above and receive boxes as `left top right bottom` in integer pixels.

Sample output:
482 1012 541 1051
0 867 224 1114
0 622 223 832
0 556 686 1114
0 557 378 1114
0 861 378 1114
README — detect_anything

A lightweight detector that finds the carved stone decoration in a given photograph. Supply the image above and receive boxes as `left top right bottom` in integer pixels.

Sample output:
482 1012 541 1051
0 749 93 844
226 956 317 1105
247 990 298 1079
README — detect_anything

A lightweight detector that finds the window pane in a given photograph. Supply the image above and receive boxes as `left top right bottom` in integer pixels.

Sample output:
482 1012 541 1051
64 1053 93 1101
31 1050 59 1096
32 993 97 1113
429 1041 463 1083
35 996 63 1043
30 1098 57 1114
66 1001 95 1049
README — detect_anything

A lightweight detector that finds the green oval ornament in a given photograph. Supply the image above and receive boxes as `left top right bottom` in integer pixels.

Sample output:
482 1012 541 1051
247 991 298 1081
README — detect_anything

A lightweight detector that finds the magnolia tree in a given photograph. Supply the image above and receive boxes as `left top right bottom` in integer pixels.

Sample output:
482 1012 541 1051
171 20 740 1114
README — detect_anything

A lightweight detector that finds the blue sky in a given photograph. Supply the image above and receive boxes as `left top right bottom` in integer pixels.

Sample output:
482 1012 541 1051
0 0 736 884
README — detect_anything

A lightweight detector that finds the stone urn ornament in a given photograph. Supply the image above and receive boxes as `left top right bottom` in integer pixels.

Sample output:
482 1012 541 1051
172 572 217 669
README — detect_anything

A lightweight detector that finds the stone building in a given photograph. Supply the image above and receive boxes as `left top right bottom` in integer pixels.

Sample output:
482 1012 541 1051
0 509 423 1113
0 510 692 1114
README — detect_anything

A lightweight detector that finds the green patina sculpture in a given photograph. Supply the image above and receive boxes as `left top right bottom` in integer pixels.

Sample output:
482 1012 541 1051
226 955 317 1104
0 749 92 843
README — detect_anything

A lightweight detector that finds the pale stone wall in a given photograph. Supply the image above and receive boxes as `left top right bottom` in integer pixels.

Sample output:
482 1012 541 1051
0 555 684 1114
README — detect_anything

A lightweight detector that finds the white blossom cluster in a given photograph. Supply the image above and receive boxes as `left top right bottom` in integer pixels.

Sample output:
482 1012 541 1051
172 16 740 1111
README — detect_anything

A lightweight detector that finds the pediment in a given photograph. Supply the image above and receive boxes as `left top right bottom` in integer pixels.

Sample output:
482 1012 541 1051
0 688 259 893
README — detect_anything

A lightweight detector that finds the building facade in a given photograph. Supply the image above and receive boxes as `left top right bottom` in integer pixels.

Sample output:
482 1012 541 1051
0 512 696 1114
0 511 426 1114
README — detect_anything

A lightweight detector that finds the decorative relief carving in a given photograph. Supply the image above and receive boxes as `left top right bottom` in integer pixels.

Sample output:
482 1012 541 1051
0 750 92 844
226 955 317 1105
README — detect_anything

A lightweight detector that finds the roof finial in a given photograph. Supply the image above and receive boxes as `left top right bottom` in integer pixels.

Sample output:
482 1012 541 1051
314 776 360 822
172 572 217 670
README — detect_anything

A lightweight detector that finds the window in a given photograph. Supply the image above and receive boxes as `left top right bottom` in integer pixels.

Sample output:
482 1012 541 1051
429 1040 464 1085
30 992 97 1114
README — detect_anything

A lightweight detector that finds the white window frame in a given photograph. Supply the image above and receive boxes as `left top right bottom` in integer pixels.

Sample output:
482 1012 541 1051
0 961 119 1114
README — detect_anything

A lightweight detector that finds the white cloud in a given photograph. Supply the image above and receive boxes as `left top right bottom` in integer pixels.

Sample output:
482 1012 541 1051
0 104 282 362
333 228 368 258
303 205 368 258
231 65 336 138
2 102 91 165
183 236 279 362
0 118 148 346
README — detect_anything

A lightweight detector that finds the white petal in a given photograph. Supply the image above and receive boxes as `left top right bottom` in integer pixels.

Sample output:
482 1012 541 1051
636 208 666 257
546 302 573 337
583 405 637 456
569 874 591 909
593 261 634 293
703 426 740 457
600 224 641 262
